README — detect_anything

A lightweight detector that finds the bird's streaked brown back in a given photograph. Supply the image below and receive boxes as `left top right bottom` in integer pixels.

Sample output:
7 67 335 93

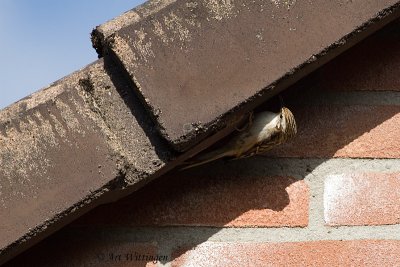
238 107 296 158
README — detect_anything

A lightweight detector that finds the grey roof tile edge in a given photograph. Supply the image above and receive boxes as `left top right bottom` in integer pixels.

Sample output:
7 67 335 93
0 59 179 265
92 0 176 56
0 56 242 265
102 0 400 151
0 61 118 264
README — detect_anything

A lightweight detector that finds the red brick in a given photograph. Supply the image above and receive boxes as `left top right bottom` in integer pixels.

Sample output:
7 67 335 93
172 240 400 267
324 173 400 226
266 105 400 158
319 22 400 91
75 174 308 228
6 238 159 267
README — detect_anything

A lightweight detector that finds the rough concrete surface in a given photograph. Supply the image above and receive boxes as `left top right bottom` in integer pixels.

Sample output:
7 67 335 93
92 0 176 56
93 0 400 151
0 58 180 265
0 54 257 265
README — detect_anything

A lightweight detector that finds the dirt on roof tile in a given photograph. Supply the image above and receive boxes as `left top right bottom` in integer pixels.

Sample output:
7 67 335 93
93 0 400 151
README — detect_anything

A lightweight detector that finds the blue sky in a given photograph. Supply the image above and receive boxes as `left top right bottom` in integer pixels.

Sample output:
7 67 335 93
0 0 145 109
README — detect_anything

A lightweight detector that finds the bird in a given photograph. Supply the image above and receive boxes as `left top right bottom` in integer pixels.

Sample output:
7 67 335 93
180 106 297 170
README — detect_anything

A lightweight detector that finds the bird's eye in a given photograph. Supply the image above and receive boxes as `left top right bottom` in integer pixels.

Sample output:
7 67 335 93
280 114 283 119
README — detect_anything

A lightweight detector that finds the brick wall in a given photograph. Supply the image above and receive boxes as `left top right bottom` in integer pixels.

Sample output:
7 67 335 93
6 21 400 267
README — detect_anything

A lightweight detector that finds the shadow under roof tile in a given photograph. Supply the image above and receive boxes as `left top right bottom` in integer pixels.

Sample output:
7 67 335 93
93 0 400 151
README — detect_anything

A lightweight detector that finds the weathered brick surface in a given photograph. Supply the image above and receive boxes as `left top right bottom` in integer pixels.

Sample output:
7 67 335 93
172 240 400 267
266 105 400 158
75 173 309 227
324 173 400 226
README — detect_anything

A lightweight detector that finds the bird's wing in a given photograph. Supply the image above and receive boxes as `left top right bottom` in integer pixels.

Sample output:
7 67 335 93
180 129 258 170
237 129 282 158
179 146 235 170
180 111 279 170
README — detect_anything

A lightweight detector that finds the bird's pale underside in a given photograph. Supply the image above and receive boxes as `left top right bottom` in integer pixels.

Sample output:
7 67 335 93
181 107 297 170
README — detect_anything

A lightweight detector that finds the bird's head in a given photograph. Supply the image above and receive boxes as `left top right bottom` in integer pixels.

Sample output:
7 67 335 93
278 107 297 140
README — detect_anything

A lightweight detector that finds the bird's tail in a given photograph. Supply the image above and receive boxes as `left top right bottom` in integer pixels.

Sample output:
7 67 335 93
179 147 232 170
